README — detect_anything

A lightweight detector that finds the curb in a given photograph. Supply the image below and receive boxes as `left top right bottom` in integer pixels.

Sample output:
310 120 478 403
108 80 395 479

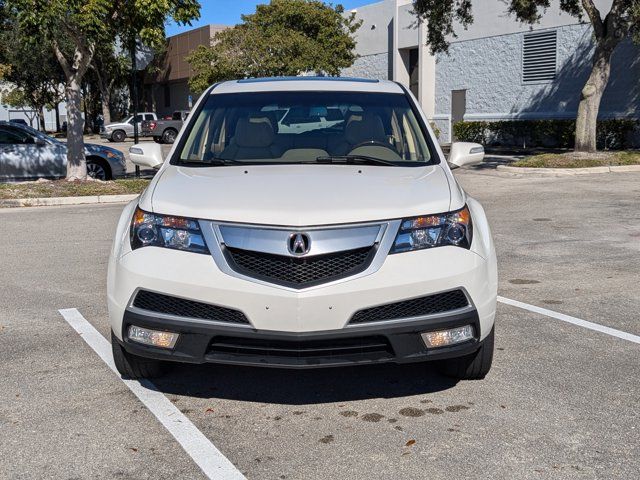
496 165 640 175
0 193 139 208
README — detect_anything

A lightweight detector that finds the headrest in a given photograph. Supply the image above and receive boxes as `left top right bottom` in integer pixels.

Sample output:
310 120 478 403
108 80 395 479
345 113 386 145
235 116 275 148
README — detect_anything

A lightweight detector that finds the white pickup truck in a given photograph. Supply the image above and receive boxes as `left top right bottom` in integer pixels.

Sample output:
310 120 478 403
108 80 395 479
101 112 157 142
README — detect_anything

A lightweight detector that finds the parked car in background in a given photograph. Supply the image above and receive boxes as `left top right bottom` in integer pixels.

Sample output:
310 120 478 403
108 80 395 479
141 110 190 144
0 121 126 181
101 113 157 142
9 119 29 127
110 77 495 380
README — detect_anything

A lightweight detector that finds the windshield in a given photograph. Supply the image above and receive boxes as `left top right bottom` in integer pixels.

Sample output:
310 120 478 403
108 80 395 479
173 91 435 166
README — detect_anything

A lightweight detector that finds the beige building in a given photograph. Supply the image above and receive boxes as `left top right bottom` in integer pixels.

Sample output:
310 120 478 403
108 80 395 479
144 24 228 115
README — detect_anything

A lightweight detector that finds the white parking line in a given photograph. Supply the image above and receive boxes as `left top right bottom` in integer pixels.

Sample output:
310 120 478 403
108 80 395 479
497 296 640 345
58 308 246 480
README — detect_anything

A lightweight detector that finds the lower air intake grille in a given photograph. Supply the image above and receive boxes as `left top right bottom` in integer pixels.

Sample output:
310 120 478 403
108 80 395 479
349 289 469 325
132 290 249 325
208 335 393 359
224 246 374 288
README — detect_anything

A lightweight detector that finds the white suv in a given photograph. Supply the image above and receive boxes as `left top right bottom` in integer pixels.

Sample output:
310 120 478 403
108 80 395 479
108 77 497 380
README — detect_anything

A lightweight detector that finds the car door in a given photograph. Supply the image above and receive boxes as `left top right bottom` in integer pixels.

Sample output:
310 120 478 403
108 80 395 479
0 125 64 179
0 126 40 180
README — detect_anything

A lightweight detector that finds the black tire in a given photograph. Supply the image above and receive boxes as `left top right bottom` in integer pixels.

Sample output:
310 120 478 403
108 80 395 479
162 128 177 144
86 159 111 180
437 327 494 380
112 130 126 142
111 332 166 379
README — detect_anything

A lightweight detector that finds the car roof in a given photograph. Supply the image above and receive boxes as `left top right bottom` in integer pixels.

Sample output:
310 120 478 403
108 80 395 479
212 76 405 95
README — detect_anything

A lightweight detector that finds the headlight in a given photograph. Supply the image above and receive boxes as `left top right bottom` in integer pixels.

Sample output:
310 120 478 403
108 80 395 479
390 205 472 253
130 207 209 254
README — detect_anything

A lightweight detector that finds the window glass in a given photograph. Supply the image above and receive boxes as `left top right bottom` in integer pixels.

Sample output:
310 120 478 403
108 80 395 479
175 91 434 166
0 126 33 144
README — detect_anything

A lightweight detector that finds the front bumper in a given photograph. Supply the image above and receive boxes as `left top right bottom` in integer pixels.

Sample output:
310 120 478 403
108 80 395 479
117 308 482 368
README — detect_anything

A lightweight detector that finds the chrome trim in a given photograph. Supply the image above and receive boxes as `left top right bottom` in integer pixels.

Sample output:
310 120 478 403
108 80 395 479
218 223 382 257
199 219 402 292
125 288 254 329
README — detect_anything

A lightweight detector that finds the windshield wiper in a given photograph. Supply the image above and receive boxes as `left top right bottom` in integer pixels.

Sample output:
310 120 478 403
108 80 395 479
313 155 397 167
176 157 242 167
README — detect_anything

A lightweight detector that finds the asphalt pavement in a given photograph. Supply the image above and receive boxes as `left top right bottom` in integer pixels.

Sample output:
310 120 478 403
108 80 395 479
1 168 639 479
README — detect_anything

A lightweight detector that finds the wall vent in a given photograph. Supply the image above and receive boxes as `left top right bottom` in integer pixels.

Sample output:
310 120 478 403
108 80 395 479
522 30 557 83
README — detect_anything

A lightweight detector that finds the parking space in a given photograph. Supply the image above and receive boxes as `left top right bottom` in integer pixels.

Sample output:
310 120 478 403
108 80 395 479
1 170 639 479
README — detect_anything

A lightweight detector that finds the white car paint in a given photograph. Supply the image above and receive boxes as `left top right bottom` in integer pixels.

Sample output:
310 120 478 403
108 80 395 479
108 77 496 377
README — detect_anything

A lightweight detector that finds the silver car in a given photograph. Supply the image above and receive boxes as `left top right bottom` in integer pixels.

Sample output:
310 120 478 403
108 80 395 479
0 122 126 181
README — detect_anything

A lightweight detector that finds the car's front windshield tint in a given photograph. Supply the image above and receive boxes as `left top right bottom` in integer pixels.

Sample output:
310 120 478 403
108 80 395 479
174 91 434 166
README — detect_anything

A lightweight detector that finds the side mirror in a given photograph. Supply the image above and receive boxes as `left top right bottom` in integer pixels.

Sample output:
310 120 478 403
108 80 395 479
129 142 164 169
35 137 47 146
448 142 485 169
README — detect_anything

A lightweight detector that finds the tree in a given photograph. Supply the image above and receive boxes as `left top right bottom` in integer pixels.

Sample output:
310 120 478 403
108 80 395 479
0 16 66 131
7 0 200 180
90 43 130 125
187 0 361 93
412 0 640 152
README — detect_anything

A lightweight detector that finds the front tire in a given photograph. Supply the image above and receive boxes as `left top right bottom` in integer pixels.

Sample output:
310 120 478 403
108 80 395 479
86 159 110 180
111 332 166 379
112 130 126 143
438 327 494 380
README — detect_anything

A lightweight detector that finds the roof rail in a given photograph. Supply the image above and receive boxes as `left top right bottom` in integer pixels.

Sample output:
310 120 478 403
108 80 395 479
237 76 380 84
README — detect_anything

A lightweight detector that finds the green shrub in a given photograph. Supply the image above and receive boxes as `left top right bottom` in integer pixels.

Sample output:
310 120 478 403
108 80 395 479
452 119 638 150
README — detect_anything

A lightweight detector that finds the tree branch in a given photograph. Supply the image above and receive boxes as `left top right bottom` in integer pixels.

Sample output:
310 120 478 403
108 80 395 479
52 40 72 79
581 0 604 38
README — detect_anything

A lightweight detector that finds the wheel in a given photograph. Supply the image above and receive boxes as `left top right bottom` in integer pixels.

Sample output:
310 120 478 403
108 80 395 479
437 327 494 380
162 128 177 144
112 130 126 142
86 160 110 180
111 331 166 379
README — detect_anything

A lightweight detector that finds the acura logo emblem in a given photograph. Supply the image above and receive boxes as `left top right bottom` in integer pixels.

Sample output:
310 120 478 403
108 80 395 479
288 233 311 256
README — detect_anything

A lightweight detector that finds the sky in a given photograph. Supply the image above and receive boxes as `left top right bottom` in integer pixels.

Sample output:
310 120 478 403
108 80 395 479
165 0 377 36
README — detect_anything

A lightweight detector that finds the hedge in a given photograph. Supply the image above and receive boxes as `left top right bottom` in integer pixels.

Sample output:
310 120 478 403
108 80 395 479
452 119 638 150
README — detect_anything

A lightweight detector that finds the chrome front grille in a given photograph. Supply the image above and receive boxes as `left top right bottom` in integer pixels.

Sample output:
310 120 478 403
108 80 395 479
199 219 401 289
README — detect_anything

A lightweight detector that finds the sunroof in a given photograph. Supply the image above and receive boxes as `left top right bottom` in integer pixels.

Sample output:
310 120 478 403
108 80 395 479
237 76 380 84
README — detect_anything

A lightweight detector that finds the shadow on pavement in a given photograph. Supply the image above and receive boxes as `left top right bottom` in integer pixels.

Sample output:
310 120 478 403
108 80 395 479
152 362 458 405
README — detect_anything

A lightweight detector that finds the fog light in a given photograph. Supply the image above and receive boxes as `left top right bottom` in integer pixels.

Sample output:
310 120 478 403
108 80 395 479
421 325 474 348
128 325 179 349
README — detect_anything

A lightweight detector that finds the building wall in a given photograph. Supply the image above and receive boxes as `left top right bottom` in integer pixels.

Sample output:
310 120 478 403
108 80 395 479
433 24 640 142
146 24 228 115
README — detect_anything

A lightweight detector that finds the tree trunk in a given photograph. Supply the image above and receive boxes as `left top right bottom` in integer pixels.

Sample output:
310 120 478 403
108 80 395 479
38 106 46 131
54 103 60 132
65 77 87 180
574 44 614 152
101 91 112 125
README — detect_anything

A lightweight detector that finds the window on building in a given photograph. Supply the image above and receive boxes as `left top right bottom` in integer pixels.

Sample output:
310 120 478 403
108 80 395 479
522 30 557 83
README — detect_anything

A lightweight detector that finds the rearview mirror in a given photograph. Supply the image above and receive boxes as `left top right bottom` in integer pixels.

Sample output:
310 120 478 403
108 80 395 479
129 142 164 169
448 142 485 169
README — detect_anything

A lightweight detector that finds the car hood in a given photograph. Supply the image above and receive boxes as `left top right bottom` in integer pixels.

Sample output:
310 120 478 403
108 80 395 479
143 164 454 226
104 122 128 128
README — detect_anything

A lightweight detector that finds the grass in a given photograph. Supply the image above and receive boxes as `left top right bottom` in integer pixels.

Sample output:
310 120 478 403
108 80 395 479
512 151 640 168
0 179 150 200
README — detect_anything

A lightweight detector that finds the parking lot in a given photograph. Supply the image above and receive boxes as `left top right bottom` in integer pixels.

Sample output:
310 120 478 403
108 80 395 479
1 168 639 479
